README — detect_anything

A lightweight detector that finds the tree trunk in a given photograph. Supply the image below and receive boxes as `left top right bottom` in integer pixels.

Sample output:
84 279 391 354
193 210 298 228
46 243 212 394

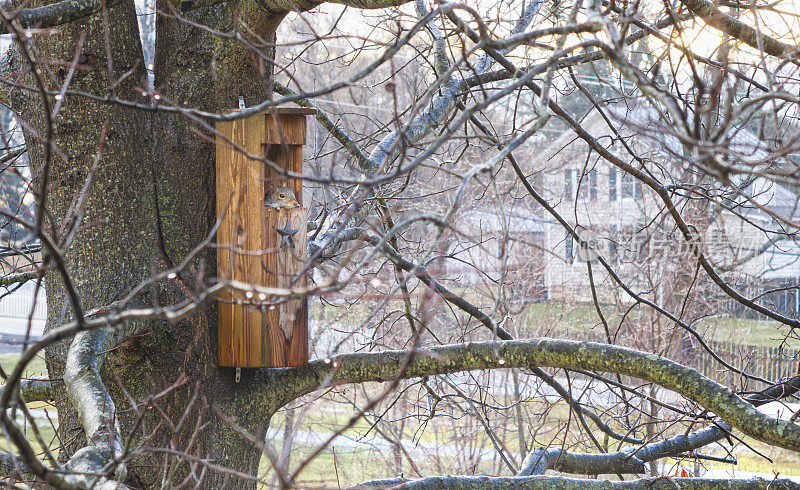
16 0 288 486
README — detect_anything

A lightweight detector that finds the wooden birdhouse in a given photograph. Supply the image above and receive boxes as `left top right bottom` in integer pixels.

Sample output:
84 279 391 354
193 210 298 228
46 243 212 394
215 107 316 368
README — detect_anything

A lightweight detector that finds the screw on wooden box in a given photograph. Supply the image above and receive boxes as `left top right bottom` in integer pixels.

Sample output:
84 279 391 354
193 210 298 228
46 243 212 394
215 106 316 370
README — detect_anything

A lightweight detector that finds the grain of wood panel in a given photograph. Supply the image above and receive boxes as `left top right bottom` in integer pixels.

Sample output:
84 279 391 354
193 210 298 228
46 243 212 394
217 110 310 368
216 113 266 367
217 295 234 365
265 113 306 146
263 208 281 366
264 114 304 204
231 117 249 366
243 115 267 366
216 119 235 367
264 207 308 367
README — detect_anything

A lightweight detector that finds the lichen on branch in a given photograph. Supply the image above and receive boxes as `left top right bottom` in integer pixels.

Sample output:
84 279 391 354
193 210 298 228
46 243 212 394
276 339 800 453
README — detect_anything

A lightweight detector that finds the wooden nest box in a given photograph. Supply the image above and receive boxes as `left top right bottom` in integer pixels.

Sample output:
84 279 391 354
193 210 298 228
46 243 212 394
215 107 316 368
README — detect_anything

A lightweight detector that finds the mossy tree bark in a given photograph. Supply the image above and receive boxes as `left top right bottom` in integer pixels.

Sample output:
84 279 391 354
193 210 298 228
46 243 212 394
15 0 289 486
13 0 800 487
16 0 156 468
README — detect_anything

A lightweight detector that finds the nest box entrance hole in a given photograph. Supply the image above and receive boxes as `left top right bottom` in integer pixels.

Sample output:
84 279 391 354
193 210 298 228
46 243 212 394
215 107 316 368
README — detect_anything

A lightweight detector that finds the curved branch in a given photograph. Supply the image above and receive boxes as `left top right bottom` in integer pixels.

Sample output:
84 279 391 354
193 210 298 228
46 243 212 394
8 0 121 30
677 0 797 60
18 378 53 402
311 227 641 444
0 378 54 403
353 475 800 489
517 423 730 476
518 446 646 475
279 339 800 453
0 271 39 287
62 329 124 480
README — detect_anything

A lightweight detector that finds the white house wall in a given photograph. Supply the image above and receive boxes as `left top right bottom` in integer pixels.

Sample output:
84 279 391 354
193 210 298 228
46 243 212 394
536 106 800 307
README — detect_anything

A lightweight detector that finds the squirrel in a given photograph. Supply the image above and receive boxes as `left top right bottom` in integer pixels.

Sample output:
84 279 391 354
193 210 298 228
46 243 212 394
265 185 300 209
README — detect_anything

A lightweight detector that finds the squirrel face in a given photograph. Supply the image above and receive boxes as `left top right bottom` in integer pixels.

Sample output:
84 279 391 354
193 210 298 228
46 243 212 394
265 185 300 209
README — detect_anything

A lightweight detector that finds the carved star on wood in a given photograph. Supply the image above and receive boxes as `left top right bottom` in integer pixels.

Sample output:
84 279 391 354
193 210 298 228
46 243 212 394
276 222 299 249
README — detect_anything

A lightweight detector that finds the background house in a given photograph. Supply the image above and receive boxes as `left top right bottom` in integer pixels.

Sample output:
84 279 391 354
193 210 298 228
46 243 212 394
536 102 800 318
448 206 547 304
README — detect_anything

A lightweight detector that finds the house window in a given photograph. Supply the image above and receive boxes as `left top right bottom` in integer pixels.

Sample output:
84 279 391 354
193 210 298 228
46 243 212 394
580 170 597 200
565 169 597 201
609 169 616 201
564 169 572 201
621 172 637 199
611 169 642 200
565 233 574 264
609 224 618 265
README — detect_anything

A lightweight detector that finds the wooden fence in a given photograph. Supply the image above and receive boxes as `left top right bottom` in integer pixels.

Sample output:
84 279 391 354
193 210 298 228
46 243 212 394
553 328 798 388
690 339 798 388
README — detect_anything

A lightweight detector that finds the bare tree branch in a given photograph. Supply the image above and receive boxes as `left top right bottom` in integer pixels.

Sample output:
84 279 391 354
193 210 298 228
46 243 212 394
0 271 39 287
279 339 800 452
352 475 800 489
62 329 125 480
677 0 797 60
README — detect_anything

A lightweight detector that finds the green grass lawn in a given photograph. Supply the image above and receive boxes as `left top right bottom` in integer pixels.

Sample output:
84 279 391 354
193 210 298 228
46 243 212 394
0 352 795 487
255 400 800 487
695 316 798 347
515 301 799 349
0 352 47 378
317 291 798 349
0 300 798 486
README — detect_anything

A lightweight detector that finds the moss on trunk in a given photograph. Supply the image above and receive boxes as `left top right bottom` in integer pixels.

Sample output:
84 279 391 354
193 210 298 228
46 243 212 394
16 0 290 486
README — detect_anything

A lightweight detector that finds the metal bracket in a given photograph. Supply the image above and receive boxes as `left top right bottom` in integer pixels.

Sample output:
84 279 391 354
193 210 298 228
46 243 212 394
235 367 241 383
238 96 245 110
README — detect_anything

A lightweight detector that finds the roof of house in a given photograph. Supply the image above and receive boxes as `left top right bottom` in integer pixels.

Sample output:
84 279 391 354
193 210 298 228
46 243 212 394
461 207 545 235
604 102 800 220
542 100 800 279
742 239 800 280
